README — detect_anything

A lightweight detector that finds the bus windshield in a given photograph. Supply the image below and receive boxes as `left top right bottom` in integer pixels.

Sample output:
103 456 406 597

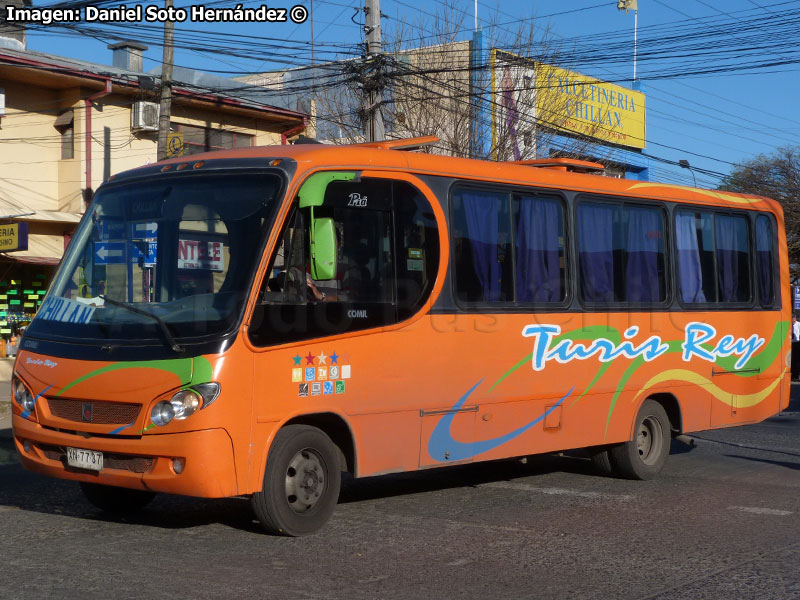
28 172 282 347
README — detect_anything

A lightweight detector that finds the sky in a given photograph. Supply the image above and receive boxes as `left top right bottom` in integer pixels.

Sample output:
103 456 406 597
23 0 800 189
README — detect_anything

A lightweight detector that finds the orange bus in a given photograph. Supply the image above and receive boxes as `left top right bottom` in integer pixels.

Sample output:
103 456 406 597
11 137 790 535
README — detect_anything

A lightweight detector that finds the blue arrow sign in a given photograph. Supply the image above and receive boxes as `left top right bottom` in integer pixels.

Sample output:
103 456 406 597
131 222 158 237
94 241 126 264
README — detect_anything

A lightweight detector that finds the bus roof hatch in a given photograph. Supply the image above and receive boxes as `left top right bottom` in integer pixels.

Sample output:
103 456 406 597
509 158 605 173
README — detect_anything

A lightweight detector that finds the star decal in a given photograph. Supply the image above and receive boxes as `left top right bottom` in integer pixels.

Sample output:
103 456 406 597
330 351 339 364
317 351 328 365
305 352 315 365
293 355 302 366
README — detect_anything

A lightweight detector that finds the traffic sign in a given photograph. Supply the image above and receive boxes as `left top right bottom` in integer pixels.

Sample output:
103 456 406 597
99 220 125 240
131 222 158 237
132 240 158 267
167 132 184 158
94 241 126 264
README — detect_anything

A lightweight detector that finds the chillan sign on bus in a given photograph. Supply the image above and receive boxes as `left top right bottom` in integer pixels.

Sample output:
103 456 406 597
177 239 224 271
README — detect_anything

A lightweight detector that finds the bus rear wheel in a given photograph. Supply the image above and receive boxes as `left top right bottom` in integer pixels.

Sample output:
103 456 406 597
79 482 156 514
609 399 671 480
251 425 341 536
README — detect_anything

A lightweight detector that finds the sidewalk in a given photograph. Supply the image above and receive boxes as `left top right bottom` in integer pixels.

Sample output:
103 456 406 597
0 357 15 433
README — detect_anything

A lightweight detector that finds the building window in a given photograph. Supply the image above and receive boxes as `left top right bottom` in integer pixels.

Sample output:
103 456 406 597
54 110 74 160
173 122 254 156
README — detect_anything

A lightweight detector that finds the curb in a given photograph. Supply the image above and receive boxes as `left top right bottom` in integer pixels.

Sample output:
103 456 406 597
0 400 11 436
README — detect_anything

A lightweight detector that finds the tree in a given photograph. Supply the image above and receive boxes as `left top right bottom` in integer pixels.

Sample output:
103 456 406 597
718 146 800 279
315 1 609 162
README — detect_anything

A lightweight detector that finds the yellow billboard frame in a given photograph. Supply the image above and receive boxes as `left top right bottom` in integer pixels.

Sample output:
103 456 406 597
491 49 646 153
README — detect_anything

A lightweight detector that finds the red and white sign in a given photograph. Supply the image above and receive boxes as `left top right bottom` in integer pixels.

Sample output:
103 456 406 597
178 239 224 271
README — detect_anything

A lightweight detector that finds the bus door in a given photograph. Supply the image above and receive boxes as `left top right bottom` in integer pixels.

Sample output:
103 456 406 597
248 172 444 476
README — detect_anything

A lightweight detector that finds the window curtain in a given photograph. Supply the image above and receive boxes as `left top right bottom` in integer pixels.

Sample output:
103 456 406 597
675 212 706 303
756 217 774 306
715 214 748 302
461 191 501 302
578 203 614 302
625 207 662 302
516 197 561 302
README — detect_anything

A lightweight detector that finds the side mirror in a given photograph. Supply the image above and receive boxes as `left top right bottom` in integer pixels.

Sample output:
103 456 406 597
297 170 357 281
310 216 337 280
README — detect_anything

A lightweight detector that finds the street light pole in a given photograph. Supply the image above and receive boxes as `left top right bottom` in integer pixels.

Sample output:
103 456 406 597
617 0 638 82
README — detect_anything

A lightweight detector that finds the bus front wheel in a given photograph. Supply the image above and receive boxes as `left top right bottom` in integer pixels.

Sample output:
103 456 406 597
609 399 671 480
251 425 341 536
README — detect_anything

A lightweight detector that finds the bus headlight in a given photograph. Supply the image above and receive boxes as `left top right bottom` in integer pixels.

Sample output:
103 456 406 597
193 382 221 409
150 401 175 426
149 383 220 427
169 389 201 420
13 378 35 412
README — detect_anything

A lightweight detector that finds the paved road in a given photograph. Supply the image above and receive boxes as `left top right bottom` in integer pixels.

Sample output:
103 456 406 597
1 387 799 600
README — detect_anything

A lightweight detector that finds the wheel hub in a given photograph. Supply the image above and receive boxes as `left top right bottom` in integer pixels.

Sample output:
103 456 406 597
285 448 326 513
637 416 662 465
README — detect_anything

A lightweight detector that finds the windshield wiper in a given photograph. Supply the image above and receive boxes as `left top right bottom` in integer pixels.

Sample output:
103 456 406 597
100 295 185 353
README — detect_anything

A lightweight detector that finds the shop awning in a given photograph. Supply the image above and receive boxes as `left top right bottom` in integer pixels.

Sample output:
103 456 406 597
0 233 65 265
16 211 82 224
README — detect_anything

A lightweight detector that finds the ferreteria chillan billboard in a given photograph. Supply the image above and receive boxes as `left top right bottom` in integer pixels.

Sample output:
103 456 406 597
490 49 646 158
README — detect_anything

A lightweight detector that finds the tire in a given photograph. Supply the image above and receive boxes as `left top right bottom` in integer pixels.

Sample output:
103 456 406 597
79 482 156 514
589 447 615 476
609 399 671 480
251 425 342 536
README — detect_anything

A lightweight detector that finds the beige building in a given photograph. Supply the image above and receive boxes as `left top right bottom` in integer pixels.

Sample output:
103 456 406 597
235 42 472 151
0 33 307 335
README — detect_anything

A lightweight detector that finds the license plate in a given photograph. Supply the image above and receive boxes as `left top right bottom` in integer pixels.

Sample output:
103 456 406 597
66 447 103 472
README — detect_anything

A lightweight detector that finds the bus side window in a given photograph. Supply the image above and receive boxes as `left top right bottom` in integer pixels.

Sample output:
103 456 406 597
755 215 776 308
676 209 752 305
248 178 440 347
513 194 566 303
261 209 307 305
451 188 513 303
394 181 440 320
333 207 392 304
577 201 666 305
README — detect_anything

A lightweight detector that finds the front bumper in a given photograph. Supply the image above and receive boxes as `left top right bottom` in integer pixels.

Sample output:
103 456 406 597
12 414 239 498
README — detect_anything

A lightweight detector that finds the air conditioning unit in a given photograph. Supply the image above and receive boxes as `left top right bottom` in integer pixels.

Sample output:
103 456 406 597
131 101 159 132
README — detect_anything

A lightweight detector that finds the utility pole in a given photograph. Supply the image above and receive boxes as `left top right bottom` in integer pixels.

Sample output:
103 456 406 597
157 0 174 161
363 0 384 141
